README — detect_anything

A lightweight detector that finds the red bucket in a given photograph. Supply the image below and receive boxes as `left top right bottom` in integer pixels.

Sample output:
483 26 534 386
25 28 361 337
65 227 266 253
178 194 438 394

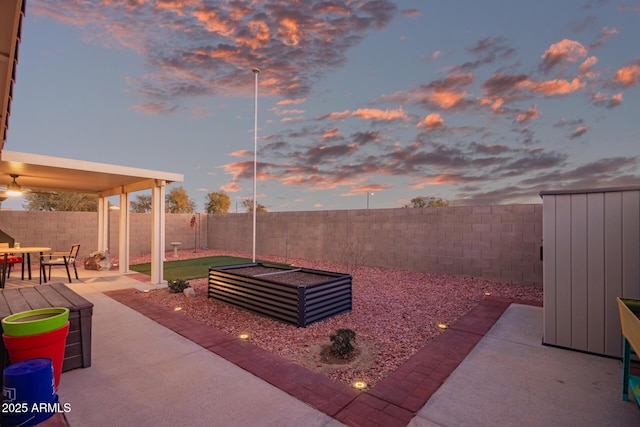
2 322 69 390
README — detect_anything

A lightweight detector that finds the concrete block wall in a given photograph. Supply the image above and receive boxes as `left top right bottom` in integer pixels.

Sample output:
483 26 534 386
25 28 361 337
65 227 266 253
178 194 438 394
1 204 543 285
110 213 208 257
0 211 208 260
207 204 543 286
0 211 98 259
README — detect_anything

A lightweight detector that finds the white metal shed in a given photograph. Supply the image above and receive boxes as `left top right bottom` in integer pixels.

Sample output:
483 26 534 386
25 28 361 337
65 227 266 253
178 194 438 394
541 186 640 357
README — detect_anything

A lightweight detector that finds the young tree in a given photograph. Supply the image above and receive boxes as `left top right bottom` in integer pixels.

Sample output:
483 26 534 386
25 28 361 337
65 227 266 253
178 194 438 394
403 196 449 208
130 194 152 213
204 191 231 214
165 186 195 213
241 199 267 213
427 197 450 207
407 196 427 208
23 192 98 211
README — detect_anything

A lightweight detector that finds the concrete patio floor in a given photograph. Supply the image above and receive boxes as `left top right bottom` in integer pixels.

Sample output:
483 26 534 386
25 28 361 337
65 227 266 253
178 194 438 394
4 268 638 426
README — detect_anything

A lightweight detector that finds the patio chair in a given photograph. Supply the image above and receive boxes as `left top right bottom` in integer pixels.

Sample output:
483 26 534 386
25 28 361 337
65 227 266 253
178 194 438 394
40 244 80 284
0 242 23 279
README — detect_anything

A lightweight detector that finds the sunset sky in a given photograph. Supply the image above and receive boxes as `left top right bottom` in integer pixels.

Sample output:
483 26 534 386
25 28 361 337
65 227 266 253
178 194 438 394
5 0 640 212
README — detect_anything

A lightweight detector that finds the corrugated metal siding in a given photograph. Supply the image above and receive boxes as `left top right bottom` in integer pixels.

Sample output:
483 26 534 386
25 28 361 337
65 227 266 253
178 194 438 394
208 264 352 327
541 187 640 357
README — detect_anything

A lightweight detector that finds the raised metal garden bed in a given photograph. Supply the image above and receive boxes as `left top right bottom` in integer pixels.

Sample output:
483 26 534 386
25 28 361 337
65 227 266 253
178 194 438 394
208 263 352 327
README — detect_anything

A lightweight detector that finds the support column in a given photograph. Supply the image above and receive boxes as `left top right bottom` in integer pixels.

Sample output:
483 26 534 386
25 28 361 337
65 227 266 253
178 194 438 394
151 181 166 285
97 197 109 252
118 192 130 273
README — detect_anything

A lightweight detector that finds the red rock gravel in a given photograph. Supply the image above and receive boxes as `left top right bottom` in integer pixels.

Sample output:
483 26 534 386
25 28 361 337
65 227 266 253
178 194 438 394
124 249 543 388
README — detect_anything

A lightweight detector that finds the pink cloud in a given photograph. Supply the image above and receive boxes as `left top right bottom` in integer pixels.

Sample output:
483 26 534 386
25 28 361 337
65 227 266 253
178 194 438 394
525 77 584 96
228 150 251 157
351 108 409 121
132 102 178 114
379 73 474 111
192 8 236 36
325 110 351 120
478 96 506 113
589 26 619 49
281 116 305 123
540 39 588 74
401 9 421 18
321 128 341 140
339 183 391 197
408 174 470 189
427 89 468 109
613 63 640 87
570 125 589 139
273 109 305 116
591 91 623 108
515 105 540 123
417 113 444 131
33 0 398 113
282 174 364 191
323 108 409 122
579 56 598 77
277 98 307 106
219 181 240 192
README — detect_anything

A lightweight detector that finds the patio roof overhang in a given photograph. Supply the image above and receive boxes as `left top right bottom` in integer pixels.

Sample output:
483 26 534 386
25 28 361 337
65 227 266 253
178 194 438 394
0 150 183 286
0 150 183 197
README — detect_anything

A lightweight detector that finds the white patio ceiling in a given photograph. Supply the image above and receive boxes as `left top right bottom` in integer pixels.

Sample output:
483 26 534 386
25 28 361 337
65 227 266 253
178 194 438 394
0 150 183 197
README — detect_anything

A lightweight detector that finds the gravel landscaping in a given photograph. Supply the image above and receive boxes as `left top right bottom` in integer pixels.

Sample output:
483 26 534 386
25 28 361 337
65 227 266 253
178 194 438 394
126 249 543 388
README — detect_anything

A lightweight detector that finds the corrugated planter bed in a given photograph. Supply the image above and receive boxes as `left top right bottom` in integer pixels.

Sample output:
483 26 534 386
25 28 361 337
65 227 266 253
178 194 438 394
208 263 352 327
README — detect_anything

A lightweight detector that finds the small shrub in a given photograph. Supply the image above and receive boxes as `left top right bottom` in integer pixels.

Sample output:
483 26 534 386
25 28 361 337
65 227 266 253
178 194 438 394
330 328 356 358
337 235 367 275
168 278 191 293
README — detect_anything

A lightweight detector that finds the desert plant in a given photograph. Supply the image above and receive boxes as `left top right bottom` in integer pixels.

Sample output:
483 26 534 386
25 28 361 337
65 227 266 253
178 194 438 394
330 328 356 358
168 278 191 293
337 234 368 275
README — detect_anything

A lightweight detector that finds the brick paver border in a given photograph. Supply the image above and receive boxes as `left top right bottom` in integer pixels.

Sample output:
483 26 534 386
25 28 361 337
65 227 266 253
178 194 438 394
105 288 540 427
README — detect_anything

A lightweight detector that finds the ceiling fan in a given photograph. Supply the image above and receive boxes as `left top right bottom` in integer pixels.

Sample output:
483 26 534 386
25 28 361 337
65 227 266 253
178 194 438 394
0 174 50 201
0 174 24 201
4 174 23 197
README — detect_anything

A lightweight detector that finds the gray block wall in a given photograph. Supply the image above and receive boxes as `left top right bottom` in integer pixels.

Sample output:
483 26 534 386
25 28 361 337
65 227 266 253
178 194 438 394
207 204 543 286
0 204 542 286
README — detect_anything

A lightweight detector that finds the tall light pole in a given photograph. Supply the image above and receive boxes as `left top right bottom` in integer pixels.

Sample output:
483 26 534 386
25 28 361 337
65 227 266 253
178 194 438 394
252 67 260 263
367 192 374 209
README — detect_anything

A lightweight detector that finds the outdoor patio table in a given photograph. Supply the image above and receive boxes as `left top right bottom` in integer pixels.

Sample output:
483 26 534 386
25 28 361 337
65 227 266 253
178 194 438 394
0 246 51 288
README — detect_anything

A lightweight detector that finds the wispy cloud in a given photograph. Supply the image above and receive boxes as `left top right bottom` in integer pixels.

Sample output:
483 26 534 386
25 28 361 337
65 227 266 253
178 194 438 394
417 113 444 131
28 1 640 206
569 125 590 139
31 0 398 113
613 62 640 87
539 39 588 74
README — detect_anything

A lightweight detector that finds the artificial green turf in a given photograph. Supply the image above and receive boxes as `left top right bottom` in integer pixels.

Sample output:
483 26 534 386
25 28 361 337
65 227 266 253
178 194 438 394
129 255 256 282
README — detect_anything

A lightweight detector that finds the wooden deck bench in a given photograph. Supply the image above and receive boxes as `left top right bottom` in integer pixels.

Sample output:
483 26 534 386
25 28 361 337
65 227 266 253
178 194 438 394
0 282 93 387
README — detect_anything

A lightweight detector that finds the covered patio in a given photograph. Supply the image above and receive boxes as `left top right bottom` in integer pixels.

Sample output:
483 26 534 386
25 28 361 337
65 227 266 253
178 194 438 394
0 0 183 285
0 151 183 286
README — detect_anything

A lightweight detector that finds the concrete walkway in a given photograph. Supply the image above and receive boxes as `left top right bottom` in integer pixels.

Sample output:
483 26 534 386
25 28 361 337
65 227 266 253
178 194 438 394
410 304 640 426
19 269 639 426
